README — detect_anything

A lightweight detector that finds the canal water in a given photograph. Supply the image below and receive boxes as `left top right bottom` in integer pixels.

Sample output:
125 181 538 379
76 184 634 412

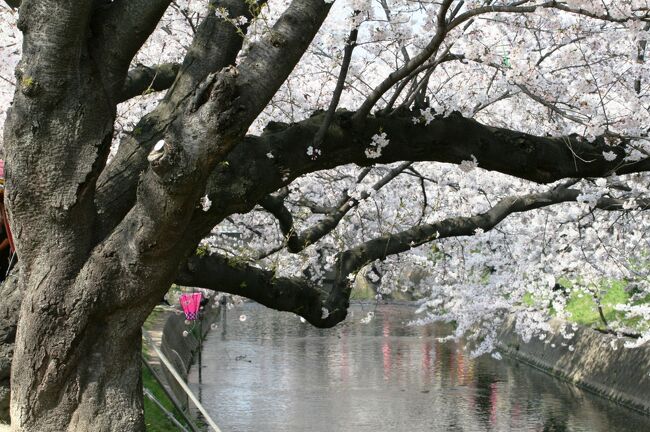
188 303 650 432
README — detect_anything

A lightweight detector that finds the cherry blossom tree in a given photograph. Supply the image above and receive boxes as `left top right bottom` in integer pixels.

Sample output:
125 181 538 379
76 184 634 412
1 0 650 430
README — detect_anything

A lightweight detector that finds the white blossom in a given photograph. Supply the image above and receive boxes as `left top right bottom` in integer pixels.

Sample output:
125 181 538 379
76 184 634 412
365 132 389 159
602 150 617 161
306 145 321 160
459 155 478 173
200 195 212 212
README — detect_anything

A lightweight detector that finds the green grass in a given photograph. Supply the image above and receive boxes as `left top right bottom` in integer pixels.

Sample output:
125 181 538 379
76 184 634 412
142 308 194 432
523 278 648 332
564 280 629 327
522 292 535 307
350 278 376 300
143 364 189 432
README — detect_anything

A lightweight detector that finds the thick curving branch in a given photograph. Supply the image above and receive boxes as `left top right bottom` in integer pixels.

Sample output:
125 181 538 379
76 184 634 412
95 0 255 238
257 111 649 183
180 108 650 250
235 0 333 124
176 253 338 327
162 0 255 110
177 185 650 329
91 0 173 95
118 63 181 103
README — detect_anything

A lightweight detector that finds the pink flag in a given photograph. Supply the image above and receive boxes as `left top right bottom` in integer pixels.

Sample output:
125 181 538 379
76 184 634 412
180 293 202 321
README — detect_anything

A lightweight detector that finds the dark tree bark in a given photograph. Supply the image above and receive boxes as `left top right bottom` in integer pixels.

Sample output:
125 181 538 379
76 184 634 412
1 0 334 428
4 0 150 427
1 0 650 430
0 272 19 422
118 63 180 103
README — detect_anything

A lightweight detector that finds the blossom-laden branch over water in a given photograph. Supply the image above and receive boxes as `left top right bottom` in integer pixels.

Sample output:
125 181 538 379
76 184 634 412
1 0 650 429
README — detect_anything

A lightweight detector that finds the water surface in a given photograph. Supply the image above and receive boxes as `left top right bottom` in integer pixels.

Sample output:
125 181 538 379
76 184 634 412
188 303 650 432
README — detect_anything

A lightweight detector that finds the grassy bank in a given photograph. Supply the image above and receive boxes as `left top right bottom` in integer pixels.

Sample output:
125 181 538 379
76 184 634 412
524 278 649 333
142 363 190 431
350 276 418 301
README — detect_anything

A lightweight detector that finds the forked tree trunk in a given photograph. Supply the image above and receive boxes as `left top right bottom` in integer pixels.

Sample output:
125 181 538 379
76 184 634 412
2 6 164 426
1 0 233 425
4 93 190 428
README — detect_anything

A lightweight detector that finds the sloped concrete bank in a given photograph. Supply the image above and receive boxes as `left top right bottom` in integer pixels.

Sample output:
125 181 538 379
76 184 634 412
160 304 220 409
496 319 650 416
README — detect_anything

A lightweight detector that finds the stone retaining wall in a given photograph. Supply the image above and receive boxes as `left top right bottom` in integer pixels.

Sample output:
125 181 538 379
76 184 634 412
497 319 650 416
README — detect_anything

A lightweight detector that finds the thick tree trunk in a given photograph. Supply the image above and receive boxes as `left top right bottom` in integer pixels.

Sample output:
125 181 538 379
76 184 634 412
10 303 148 431
0 273 20 422
1 2 147 428
6 252 162 432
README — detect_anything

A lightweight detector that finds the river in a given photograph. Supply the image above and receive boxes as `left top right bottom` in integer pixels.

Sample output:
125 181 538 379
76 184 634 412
188 303 650 432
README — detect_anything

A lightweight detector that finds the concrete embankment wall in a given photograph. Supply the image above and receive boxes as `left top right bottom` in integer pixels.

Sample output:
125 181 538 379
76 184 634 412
160 305 220 409
497 319 650 416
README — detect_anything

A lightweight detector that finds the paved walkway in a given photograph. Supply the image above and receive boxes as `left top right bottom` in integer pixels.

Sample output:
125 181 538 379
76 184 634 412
144 306 172 361
143 305 181 396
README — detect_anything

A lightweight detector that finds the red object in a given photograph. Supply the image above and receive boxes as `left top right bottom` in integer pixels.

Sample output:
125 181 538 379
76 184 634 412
1 207 14 254
180 293 202 320
0 159 14 254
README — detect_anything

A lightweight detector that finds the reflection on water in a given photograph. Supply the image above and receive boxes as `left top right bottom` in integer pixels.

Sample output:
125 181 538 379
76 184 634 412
188 303 650 432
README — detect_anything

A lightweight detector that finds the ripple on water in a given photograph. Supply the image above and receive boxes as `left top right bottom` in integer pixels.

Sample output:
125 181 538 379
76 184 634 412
188 303 650 432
